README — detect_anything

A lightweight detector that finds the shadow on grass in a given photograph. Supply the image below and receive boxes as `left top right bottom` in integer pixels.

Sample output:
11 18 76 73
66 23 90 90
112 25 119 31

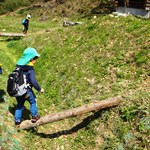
0 89 6 103
9 104 31 121
36 108 110 139
0 37 23 42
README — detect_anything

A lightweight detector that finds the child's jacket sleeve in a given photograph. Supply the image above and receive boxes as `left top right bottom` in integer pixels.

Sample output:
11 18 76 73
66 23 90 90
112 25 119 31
28 69 41 92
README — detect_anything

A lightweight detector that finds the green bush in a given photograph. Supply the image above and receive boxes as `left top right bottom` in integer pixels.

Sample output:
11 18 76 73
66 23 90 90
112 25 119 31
134 50 149 65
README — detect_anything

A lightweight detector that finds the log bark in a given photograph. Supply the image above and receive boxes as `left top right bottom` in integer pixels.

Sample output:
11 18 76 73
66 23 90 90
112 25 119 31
0 32 26 37
19 96 122 129
63 20 83 27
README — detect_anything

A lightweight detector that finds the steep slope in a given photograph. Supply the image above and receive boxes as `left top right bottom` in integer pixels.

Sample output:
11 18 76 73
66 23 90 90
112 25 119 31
0 42 23 149
0 1 150 149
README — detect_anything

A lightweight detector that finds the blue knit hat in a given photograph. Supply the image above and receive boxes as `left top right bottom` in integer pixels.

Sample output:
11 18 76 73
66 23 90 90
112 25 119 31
17 47 40 65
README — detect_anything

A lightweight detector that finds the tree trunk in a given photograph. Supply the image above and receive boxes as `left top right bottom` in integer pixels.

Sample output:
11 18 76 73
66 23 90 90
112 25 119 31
20 96 122 129
0 32 25 37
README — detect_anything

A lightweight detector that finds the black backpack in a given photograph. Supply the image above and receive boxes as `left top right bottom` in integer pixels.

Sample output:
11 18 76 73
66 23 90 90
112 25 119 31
7 67 28 97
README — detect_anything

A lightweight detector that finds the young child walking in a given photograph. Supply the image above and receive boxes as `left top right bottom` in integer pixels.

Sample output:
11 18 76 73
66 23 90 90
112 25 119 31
22 14 31 34
14 47 44 126
0 64 2 75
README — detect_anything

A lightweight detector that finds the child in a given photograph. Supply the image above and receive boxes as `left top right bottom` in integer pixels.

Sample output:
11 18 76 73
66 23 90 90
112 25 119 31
22 14 31 34
14 47 44 126
0 64 2 75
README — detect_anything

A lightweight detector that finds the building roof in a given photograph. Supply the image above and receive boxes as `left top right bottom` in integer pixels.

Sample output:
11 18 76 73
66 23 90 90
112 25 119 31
114 0 150 10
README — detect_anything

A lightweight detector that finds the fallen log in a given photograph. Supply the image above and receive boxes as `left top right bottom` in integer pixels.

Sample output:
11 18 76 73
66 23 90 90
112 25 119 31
0 32 26 37
20 96 122 129
63 20 83 27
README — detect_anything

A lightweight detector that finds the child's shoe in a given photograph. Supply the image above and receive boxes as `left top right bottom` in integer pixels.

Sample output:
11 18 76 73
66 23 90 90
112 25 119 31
31 115 40 123
15 121 21 127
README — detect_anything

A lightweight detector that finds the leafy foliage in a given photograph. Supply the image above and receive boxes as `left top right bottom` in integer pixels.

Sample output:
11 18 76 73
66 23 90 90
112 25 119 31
0 0 34 14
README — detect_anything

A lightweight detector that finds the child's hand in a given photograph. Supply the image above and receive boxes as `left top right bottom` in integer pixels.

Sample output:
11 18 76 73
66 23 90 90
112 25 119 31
40 88 44 93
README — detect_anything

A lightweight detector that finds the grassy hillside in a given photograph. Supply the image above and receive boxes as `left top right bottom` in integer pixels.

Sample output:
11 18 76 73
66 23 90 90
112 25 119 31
0 0 150 149
0 0 40 14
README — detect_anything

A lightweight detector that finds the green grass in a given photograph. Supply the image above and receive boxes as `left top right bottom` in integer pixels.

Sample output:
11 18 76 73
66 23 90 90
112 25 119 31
0 1 150 149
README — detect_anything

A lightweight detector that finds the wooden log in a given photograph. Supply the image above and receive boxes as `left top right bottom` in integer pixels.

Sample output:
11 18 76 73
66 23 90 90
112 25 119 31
19 96 122 129
0 32 26 37
63 20 83 27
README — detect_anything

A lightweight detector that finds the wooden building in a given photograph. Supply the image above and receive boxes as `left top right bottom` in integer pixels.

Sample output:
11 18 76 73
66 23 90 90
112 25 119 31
114 0 150 17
